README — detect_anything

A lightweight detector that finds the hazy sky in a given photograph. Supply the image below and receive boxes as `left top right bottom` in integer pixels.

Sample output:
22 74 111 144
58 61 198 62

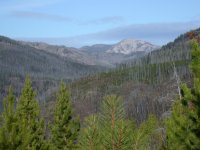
0 0 200 47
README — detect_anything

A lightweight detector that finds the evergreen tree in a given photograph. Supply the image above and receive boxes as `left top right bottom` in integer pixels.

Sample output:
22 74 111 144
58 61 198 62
166 40 200 149
78 95 158 150
78 95 133 150
132 115 157 150
0 87 18 149
78 115 102 150
15 76 46 149
50 81 80 150
99 95 133 150
165 98 190 150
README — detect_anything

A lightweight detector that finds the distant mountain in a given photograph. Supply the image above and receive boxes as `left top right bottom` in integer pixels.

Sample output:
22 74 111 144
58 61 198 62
80 44 113 53
107 39 159 54
80 44 123 67
20 41 98 66
20 39 159 68
80 39 159 66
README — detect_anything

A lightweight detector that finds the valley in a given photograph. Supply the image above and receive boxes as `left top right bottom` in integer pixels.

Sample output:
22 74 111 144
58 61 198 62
0 36 159 109
0 28 199 149
1 0 200 149
0 28 198 121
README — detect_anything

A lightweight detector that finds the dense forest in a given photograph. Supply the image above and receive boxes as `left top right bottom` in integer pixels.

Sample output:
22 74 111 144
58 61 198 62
0 28 200 149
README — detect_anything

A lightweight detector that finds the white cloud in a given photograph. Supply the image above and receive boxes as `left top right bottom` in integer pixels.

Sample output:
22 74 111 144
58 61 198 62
80 16 125 25
17 20 200 47
64 20 200 46
2 0 64 11
10 11 72 22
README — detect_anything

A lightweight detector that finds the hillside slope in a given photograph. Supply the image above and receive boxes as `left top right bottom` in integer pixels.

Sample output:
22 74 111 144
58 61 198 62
51 28 200 123
20 41 98 65
0 36 106 110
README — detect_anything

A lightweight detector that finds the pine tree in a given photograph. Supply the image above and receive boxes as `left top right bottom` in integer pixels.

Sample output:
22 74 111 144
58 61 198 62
132 115 157 150
183 40 200 149
78 95 133 150
15 76 46 149
78 95 157 150
166 40 200 149
50 81 80 150
99 95 133 150
0 87 18 149
78 115 102 150
165 98 190 150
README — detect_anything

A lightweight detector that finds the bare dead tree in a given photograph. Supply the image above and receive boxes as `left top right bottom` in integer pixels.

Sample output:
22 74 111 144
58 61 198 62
172 61 182 100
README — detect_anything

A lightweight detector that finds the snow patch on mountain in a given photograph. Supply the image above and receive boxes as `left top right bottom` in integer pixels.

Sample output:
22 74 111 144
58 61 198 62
107 39 159 55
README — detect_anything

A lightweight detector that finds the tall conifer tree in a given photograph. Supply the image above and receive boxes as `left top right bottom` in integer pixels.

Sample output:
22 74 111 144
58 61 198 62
0 87 18 149
78 115 102 150
50 81 80 150
99 95 133 150
15 76 46 149
166 40 200 149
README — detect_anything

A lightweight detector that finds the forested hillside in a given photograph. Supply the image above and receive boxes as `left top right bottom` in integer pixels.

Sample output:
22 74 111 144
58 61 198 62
20 41 99 66
49 29 200 123
0 36 106 111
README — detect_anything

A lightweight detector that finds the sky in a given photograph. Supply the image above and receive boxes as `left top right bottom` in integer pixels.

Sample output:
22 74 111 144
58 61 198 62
0 0 200 47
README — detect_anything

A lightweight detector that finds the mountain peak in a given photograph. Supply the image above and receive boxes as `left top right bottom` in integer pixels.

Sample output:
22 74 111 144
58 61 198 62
107 39 159 55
